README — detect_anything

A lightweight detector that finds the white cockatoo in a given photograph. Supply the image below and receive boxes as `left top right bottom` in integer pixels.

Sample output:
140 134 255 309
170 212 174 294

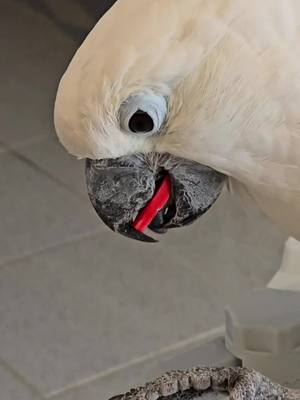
54 1 300 397
55 0 300 243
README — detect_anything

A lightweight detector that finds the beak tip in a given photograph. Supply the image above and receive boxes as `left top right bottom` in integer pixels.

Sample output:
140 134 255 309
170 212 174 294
119 225 158 243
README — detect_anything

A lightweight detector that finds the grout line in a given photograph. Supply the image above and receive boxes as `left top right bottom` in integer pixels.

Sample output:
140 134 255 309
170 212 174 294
47 325 225 398
0 357 45 399
19 0 88 44
0 135 50 152
0 228 103 270
1 141 88 204
0 138 105 269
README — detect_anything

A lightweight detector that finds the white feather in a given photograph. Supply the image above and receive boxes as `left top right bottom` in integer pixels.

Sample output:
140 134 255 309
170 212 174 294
54 0 300 239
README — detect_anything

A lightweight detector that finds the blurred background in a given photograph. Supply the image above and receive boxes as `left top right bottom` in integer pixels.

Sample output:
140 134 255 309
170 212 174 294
0 1 286 399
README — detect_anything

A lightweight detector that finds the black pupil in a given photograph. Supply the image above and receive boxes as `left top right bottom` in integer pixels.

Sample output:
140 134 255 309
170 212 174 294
129 110 154 133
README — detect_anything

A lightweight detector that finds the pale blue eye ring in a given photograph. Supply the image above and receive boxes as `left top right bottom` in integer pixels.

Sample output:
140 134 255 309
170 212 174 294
120 93 167 135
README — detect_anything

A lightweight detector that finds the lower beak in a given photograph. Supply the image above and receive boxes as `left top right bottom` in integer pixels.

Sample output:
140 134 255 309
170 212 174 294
85 153 225 242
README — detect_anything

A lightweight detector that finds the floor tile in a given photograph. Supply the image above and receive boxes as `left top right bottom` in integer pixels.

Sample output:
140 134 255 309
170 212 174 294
0 145 6 154
51 337 237 400
163 190 286 295
0 44 76 147
0 0 117 148
2 0 77 58
25 0 95 37
17 137 87 198
0 0 79 147
159 337 239 372
0 363 41 400
0 231 239 395
39 0 113 28
0 151 100 266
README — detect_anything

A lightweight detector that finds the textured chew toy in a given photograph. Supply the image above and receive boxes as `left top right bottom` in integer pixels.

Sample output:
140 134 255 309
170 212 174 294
133 175 172 232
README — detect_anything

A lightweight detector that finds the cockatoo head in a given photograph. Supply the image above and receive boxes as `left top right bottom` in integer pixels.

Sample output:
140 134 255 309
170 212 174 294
54 0 246 241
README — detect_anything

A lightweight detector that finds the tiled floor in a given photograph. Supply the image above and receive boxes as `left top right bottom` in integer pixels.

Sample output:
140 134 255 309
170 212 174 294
0 0 286 399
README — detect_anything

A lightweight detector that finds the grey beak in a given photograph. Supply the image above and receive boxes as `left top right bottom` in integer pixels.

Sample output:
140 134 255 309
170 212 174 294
85 156 158 242
86 154 226 242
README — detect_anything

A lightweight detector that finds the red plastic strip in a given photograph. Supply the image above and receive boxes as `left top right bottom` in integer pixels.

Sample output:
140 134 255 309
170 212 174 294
133 175 172 232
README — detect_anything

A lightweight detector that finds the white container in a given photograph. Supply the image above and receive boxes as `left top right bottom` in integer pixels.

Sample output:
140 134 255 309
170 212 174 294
225 288 300 388
268 237 300 292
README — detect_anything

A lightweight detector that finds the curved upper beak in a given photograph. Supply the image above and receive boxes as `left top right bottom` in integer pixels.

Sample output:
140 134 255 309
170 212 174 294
86 153 226 242
85 156 158 242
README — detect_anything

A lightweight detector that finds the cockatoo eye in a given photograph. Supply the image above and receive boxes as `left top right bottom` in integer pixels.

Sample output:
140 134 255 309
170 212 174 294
128 110 154 133
119 92 167 135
